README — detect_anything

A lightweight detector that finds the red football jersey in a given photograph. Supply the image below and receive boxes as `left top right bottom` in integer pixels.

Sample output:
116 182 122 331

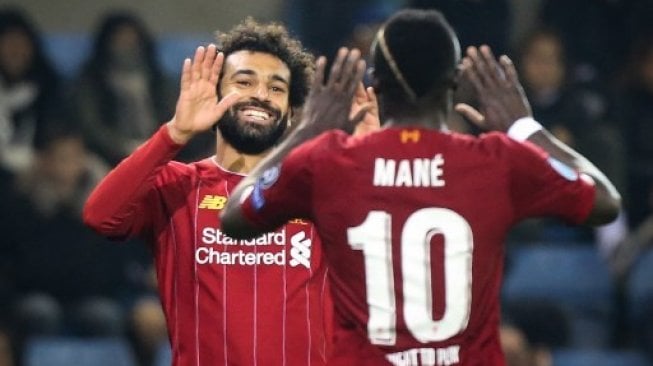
240 126 595 366
84 126 332 366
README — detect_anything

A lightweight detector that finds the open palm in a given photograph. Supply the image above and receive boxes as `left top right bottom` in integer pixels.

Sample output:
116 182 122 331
351 82 380 136
168 44 240 144
454 45 532 133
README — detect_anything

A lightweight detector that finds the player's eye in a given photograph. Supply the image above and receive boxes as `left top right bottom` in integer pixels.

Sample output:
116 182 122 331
270 86 286 93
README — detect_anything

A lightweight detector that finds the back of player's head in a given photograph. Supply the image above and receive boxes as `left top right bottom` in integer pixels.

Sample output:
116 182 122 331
371 9 460 104
217 18 315 108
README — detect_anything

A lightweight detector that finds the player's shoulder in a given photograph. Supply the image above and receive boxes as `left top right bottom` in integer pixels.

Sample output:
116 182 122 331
315 129 352 146
431 130 511 159
474 131 545 160
297 130 352 156
166 159 200 176
475 131 514 150
157 158 233 185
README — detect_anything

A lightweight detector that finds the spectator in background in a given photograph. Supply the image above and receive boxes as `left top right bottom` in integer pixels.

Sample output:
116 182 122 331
0 7 62 175
499 323 552 366
607 40 653 353
0 322 15 366
612 32 653 230
502 301 570 364
0 156 16 307
410 0 512 56
69 11 178 167
343 2 400 89
610 184 653 279
344 2 398 63
15 123 108 218
0 123 138 342
128 295 167 366
284 0 388 57
512 28 626 244
609 26 653 360
621 0 653 53
518 29 617 169
538 0 628 80
500 324 531 366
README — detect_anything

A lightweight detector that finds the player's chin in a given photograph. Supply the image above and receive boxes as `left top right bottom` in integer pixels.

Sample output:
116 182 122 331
239 121 268 134
245 121 274 131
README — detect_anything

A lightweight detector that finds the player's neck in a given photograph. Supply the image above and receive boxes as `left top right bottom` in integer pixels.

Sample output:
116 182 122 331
214 136 268 174
385 109 448 130
383 93 450 130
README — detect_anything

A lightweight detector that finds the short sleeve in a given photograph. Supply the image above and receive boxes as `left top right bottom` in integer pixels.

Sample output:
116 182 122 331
505 137 596 224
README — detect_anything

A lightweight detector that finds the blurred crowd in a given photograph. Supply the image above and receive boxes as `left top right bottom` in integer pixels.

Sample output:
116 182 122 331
0 8 180 366
1 1 653 366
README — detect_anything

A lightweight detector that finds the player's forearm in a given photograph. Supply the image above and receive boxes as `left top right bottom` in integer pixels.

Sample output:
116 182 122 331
83 124 184 236
243 125 318 188
222 125 319 238
527 129 622 225
166 119 195 145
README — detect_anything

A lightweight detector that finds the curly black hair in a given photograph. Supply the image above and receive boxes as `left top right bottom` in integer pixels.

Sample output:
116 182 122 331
217 18 314 108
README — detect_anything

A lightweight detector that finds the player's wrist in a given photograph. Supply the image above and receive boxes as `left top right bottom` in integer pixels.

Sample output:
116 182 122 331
166 120 194 145
507 117 542 142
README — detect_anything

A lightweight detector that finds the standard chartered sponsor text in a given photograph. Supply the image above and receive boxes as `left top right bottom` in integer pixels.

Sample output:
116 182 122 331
197 227 309 266
202 227 285 246
196 248 286 265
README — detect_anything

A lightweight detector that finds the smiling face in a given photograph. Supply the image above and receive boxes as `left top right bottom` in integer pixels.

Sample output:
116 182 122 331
216 50 291 154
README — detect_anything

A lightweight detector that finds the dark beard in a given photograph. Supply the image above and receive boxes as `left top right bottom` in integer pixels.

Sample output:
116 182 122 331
216 99 288 155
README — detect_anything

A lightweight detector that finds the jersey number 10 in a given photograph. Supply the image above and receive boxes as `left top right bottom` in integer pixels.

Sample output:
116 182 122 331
347 208 473 345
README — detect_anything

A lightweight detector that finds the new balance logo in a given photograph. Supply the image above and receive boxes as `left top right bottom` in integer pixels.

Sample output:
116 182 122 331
288 218 309 225
289 231 312 268
198 195 227 210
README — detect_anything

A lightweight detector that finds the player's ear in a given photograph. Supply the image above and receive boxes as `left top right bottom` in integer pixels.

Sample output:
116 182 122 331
369 67 380 91
450 63 463 91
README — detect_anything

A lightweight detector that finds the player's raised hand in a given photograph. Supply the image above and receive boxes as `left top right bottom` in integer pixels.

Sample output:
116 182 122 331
351 82 380 136
299 47 368 135
167 44 240 144
454 45 532 133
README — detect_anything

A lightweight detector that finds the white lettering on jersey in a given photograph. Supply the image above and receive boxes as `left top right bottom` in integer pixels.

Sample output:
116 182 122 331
197 227 313 267
373 155 445 187
195 247 286 265
386 345 460 366
202 227 285 245
289 231 312 268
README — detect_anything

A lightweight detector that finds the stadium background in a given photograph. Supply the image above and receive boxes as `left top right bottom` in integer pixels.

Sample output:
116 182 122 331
1 0 653 365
